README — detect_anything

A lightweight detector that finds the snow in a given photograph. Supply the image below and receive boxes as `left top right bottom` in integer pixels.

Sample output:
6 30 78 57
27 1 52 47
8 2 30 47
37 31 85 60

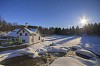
50 57 86 66
71 45 82 50
36 48 47 54
47 46 69 53
5 28 37 37
0 47 39 62
29 28 37 32
16 48 39 58
24 28 33 33
0 35 100 66
50 56 97 66
6 29 20 37
75 56 96 66
76 49 96 58
0 41 52 61
80 36 100 55
24 28 38 34
0 35 81 61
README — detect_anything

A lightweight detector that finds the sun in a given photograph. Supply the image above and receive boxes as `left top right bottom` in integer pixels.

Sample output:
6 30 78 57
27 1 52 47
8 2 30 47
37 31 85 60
80 16 88 25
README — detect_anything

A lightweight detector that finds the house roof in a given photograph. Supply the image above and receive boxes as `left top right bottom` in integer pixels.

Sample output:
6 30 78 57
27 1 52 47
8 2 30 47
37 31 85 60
17 28 38 34
5 28 38 37
29 28 37 32
6 29 20 37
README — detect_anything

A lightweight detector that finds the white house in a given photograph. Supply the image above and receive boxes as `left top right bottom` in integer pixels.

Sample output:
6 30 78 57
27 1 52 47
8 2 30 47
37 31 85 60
2 23 42 44
17 27 42 44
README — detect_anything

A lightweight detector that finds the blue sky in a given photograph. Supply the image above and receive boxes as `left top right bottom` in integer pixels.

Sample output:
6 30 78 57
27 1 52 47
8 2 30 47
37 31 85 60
0 0 100 28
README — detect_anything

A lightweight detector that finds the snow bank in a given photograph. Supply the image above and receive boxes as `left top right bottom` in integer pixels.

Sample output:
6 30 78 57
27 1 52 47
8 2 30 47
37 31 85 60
0 53 22 62
81 36 100 55
76 49 96 58
17 47 39 58
75 56 96 66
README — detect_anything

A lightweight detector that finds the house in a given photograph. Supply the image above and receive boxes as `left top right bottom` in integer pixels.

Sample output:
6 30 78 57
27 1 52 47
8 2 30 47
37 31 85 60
0 23 42 45
17 27 42 44
0 31 18 45
6 29 20 37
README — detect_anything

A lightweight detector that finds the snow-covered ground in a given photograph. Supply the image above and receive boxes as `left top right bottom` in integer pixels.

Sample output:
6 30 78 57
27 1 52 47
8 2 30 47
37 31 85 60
0 35 80 61
0 41 52 62
0 35 100 66
80 36 100 55
50 56 97 66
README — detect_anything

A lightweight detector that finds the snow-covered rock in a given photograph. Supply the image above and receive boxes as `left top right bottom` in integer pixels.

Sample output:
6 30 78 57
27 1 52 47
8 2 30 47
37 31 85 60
76 49 96 59
36 48 47 55
71 45 82 50
47 46 68 53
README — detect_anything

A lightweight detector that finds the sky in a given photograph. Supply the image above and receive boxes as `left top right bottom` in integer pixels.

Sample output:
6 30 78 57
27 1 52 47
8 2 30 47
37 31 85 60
0 0 100 28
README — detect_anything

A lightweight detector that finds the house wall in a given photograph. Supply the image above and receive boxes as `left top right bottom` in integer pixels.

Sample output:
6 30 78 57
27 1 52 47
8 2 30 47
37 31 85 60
33 32 42 44
17 29 30 43
29 36 33 44
17 28 42 44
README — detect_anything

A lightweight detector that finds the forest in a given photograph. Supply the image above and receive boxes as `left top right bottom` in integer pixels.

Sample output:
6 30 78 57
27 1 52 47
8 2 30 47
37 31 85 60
0 17 100 36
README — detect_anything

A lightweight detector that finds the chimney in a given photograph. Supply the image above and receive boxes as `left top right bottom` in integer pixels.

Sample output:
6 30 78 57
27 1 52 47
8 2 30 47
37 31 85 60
25 22 28 28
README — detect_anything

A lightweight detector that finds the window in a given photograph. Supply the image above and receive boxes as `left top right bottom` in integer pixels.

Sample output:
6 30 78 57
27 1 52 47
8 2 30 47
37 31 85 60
20 33 22 36
31 39 33 42
34 34 36 36
22 40 25 42
23 30 25 33
39 36 40 40
25 33 28 36
12 38 14 41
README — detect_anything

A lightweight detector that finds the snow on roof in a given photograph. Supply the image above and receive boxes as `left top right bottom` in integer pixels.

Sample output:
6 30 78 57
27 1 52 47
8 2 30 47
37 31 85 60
13 29 20 32
24 28 33 33
23 28 38 34
17 28 37 34
29 28 37 32
6 29 20 37
6 28 37 37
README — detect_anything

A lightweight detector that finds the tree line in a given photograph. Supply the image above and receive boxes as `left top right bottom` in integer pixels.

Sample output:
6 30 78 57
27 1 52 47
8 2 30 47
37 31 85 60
0 17 100 36
83 23 100 36
0 17 22 32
